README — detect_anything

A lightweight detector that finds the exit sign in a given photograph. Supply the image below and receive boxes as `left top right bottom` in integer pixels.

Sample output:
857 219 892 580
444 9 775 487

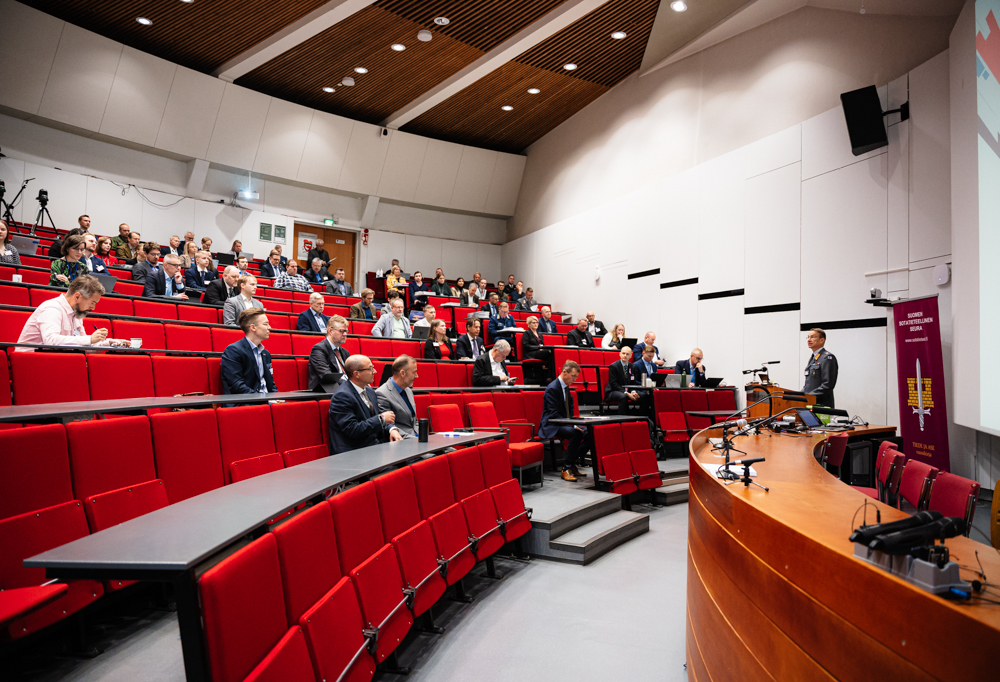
324 219 335 226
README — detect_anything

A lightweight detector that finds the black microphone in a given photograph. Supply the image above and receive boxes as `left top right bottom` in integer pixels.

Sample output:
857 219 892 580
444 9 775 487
869 516 966 555
728 457 765 466
762 361 780 365
849 510 942 544
742 368 763 375
783 395 808 402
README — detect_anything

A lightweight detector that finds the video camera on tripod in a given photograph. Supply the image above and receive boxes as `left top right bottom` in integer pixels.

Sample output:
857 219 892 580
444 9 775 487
29 187 54 236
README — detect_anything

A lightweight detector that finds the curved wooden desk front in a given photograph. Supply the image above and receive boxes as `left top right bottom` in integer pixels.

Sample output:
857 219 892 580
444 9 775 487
686 427 1000 681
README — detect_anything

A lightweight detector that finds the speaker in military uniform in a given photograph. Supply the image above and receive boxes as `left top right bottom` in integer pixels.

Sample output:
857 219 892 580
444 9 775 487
803 327 838 407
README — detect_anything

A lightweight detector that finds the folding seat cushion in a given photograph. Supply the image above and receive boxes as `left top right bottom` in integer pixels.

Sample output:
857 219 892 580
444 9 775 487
86 353 155 401
490 479 532 542
621 421 651 453
410 457 474 585
112 320 166 350
630 450 663 491
658 412 690 442
0 285 29 307
216 405 276 483
0 310 30 343
282 445 327 468
0 425 73 520
0 501 104 639
0 584 69 628
150 356 210 397
211 327 244 352
150 410 225 503
230 453 285 483
348 543 413 662
387 519 446 617
428 403 464 432
602 453 638 496
199 534 309 682
163 324 212 352
430 393 467 426
271 401 323 452
66 415 157 501
360 338 392 357
591 424 625 476
436 363 468 388
29 288 61 306
328 482 387 575
176 305 218 324
133 300 178 320
11 352 89 405
272 502 342 625
478 438 513 488
291 333 320 357
243 626 315 682
459 489 503 561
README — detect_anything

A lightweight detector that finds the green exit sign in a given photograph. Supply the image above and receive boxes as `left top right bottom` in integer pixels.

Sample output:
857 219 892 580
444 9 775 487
324 219 335 226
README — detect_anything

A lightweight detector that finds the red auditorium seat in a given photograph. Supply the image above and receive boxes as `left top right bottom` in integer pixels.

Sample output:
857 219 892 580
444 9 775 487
150 410 225 503
267 332 293 356
133 300 178 320
198 534 315 682
445 448 504 561
112 320 165 350
409 456 475 586
854 450 905 502
114 281 145 297
270 358 299 390
216 405 276 483
11 352 89 405
621 421 652 452
413 363 438 388
602 453 638 496
435 363 468 388
211 327 244 352
351 321 375 335
229 453 285 483
87 353 155 400
681 390 711 430
0 425 73 520
28 289 60 307
0 310 30 343
707 390 736 411
66 416 157 501
290 302 309 315
0 501 104 639
428 403 463 432
318 399 331 444
93 296 133 316
592 423 625 477
0 585 69 629
164 324 211 352
928 472 981 533
177 305 218 324
150 356 210 396
430 394 467 426
0 350 9 410
391 339 421 358
491 393 534 439
17 269 49 286
658 412 690 444
466 402 543 485
268 289 293 301
271 401 324 452
0 285 29 307
295 358 309 389
282 445 327 468
897 459 939 511
291 333 320 356
360 338 392 358
343 337 361 355
207 357 223 394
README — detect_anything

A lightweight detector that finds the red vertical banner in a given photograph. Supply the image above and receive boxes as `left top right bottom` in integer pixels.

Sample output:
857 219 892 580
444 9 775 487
891 296 950 471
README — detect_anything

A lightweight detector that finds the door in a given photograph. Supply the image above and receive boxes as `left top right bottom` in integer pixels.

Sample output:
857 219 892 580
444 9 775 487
293 224 356 288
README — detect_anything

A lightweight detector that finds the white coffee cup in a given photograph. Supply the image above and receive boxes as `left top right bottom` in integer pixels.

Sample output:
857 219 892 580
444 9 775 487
11 274 22 283
131 338 142 349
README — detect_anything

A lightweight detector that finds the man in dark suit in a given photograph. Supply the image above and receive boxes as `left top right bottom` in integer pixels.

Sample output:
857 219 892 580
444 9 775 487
308 315 350 392
633 344 658 381
472 339 515 386
674 348 707 387
296 293 330 332
304 258 331 285
202 266 240 306
538 360 588 482
606 347 652 415
143 254 189 300
538 306 558 334
456 318 486 360
306 240 330 268
184 250 219 289
221 308 277 394
326 268 354 296
566 318 594 347
488 302 517 345
481 292 501 318
260 251 283 279
327 355 403 455
408 271 430 307
585 311 608 338
633 332 666 367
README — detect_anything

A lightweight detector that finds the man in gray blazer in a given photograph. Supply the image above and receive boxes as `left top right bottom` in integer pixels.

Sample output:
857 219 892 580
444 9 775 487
223 274 264 326
325 268 354 296
375 355 419 438
370 298 412 338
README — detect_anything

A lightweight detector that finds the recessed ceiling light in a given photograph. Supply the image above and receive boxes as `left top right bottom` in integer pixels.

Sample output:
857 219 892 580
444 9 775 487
322 86 335 93
180 0 194 3
670 1 687 11
433 16 450 26
611 31 627 40
354 67 368 74
136 17 152 25
391 43 406 51
417 30 433 42
527 88 540 94
563 63 577 71
341 77 355 87
501 105 513 111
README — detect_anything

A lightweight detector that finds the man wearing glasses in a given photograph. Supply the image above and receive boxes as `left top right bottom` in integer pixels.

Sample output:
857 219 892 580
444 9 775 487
328 354 403 455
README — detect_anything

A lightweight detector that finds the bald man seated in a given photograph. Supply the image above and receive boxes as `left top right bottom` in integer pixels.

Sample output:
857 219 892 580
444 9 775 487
674 348 706 387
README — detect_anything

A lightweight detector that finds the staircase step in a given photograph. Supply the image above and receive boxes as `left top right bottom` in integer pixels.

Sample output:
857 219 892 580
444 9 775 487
526 486 623 538
653 481 689 506
547 511 649 565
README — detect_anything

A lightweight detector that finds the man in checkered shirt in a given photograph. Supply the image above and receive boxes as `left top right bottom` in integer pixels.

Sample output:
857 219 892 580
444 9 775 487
273 259 313 292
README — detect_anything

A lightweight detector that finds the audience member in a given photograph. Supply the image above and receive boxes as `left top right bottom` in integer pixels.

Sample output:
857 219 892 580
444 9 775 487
633 332 666 366
229 240 243 258
0 219 21 265
488 301 517 344
184 250 219 289
522 316 544 358
203 266 240 306
503 274 517 298
143 253 189 300
80 233 108 274
408 271 430 304
508 281 525 305
109 223 131 252
163 235 183 257
372 298 412 338
115 231 141 261
328 355 403 454
566 318 594 347
48 226 82 259
473 339 515 386
483 291 501 317
413 305 435 328
539 361 588 482
326 268 353 296
460 281 483 307
308 315 350 391
384 264 406 291
274 244 288 267
306 239 330 267
180 240 199 269
221 308 275 394
380 288 402 316
260 250 282 279
387 258 400 273
603 323 626 349
515 287 535 311
452 277 465 298
17 275 129 349
349 288 378 320
125 242 147 267
304 258 330 284
434 268 444 279
201 237 213 252
634 344 658 379
675 348 706 386
223 275 262 326
296 292 329 332
49 235 88 288
375 356 419 439
538 306 558 333
430 273 451 296
131 244 161 284
586 311 608 337
183 230 195 244
456 318 485 360
495 280 509 302
95 237 119 267
606 347 643 414
471 272 482 288
236 256 250 276
274 260 312 292
424 320 453 359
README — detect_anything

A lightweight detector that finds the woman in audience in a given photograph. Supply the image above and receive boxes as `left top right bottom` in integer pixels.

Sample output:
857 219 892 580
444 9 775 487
452 277 465 297
424 319 453 360
522 315 544 359
602 323 626 349
180 240 199 269
385 264 406 290
49 234 88 287
430 272 452 296
95 237 119 267
0 219 21 265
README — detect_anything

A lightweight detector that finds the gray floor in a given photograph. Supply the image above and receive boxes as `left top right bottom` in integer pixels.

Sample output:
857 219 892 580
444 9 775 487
4 498 691 682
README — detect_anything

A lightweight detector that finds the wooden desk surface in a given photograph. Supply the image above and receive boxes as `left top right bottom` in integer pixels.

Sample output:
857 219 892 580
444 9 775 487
687 426 999 681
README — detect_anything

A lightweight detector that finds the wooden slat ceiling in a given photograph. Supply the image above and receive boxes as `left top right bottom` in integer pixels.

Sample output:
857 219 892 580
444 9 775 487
236 0 565 125
402 0 659 153
18 0 333 74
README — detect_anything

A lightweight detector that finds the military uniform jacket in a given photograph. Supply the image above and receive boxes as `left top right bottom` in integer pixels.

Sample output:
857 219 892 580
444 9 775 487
803 347 838 408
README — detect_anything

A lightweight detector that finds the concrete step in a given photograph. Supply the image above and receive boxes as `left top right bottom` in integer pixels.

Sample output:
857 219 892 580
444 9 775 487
653 481 689 506
525 485 623 538
547 511 649 565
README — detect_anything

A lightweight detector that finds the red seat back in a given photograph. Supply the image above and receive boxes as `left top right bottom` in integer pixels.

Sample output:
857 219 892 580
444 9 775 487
430 393 467 426
373 466 423 542
467 401 501 429
93 296 132 316
621 421 651 452
707 391 736 411
211 327 244 352
823 433 849 467
0 425 73 520
150 410 225 503
412 362 438 388
151 356 210 396
271 502 342 626
680 390 709 412
436 363 468 387
230 453 284 483
410 455 457 518
654 392 683 417
133 300 178 320
216 405 276 483
479 438 512 487
928 471 981 527
112 320 165 350
66 415 157 501
164 324 212 352
11 352 89 405
360 338 392 357
492 392 526 423
328 482 385 575
87 354 155 400
0 310 31 343
177 305 218 324
271 401 323 452
897 459 939 511
428 403 464 432
270 358 299 390
291 334 320 357
447 446 485 500
29 289 61 307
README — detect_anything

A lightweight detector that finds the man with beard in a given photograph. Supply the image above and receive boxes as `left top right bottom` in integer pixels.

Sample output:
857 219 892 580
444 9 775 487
16 275 130 348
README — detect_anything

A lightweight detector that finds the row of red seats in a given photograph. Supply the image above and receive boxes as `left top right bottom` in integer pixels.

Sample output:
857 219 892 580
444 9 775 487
200 439 530 682
591 422 664 498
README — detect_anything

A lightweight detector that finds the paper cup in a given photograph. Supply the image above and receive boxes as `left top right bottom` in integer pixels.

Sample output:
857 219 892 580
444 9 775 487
131 338 142 349
11 274 22 283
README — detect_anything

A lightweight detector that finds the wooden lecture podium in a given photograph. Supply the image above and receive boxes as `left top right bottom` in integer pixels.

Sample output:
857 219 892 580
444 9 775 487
686 426 1000 681
745 382 816 418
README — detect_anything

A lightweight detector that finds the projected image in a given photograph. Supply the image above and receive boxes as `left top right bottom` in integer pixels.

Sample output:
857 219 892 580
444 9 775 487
978 1 1000 430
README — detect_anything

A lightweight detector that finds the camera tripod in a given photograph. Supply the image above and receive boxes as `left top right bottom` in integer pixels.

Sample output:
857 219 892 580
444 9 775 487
30 193 55 236
0 180 27 227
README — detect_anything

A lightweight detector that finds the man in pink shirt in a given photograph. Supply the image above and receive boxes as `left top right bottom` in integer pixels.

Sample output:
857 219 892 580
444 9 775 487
17 275 130 350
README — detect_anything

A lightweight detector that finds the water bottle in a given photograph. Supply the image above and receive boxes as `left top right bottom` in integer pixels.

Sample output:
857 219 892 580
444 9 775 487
418 418 429 442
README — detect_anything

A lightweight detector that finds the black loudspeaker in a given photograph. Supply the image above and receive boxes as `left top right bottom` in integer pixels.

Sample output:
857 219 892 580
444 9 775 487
840 85 888 156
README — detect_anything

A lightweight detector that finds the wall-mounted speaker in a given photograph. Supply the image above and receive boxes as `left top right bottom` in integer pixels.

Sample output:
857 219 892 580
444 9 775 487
840 85 888 156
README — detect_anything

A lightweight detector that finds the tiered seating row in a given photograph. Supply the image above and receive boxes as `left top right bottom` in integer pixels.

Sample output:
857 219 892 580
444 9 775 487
653 389 736 442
